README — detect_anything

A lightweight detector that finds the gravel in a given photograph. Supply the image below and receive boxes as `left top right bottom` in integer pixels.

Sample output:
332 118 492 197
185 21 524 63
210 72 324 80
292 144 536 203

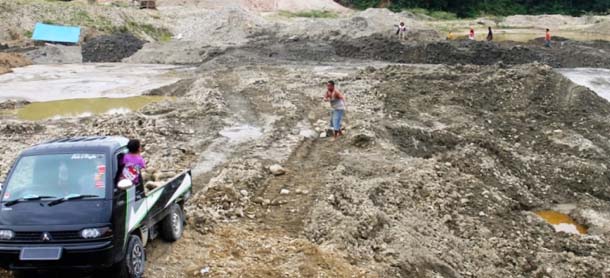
82 33 144 62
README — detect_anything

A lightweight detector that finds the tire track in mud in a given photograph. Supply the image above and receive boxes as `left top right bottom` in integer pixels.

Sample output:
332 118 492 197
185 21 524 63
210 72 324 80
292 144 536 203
248 138 342 234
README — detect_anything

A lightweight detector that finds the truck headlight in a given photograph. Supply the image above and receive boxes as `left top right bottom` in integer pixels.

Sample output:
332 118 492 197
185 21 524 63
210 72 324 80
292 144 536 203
80 227 112 239
0 230 14 240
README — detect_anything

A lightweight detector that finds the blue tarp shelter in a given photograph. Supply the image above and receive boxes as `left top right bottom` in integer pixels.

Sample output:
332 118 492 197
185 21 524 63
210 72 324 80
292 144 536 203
31 23 81 44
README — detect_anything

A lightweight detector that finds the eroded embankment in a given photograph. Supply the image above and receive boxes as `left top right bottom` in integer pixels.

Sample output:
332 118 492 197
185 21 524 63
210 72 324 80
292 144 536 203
332 34 610 68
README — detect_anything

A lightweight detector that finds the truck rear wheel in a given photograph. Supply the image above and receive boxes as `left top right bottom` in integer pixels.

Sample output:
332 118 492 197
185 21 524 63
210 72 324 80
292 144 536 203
114 235 146 278
160 204 184 242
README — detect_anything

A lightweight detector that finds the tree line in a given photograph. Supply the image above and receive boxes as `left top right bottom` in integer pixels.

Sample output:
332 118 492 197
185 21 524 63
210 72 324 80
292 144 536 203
335 0 610 17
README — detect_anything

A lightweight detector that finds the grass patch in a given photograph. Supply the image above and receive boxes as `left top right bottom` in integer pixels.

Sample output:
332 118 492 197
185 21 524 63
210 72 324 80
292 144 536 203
279 10 338 18
406 8 458 20
125 21 172 42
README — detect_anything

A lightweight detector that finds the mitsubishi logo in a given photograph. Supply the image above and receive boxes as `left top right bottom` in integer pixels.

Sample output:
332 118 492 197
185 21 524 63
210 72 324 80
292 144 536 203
41 232 51 241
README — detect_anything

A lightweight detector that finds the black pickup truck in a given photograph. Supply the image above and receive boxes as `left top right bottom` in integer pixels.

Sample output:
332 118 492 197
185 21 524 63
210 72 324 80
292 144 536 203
0 136 192 277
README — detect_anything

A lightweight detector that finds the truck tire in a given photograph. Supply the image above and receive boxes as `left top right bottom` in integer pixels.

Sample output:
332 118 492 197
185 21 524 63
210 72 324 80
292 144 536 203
114 235 146 278
160 204 184 242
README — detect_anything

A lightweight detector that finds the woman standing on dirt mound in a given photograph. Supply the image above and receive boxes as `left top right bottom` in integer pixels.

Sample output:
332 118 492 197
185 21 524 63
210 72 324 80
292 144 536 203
323 81 346 140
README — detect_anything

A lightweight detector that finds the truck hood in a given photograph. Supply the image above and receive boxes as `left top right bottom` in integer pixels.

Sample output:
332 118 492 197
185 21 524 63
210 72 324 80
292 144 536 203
0 199 110 226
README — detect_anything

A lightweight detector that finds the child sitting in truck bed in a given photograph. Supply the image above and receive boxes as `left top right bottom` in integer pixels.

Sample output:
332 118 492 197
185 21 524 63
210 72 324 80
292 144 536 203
121 139 146 186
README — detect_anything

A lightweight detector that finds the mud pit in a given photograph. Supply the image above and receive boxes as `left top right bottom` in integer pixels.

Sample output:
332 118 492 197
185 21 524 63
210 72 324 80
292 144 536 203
2 57 610 278
142 63 610 277
0 64 185 102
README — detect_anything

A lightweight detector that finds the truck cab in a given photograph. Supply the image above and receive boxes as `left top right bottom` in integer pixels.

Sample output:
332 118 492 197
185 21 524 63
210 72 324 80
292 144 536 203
0 136 192 277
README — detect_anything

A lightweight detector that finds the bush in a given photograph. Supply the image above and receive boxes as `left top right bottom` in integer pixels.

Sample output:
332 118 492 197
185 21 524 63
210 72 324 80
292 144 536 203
404 8 457 20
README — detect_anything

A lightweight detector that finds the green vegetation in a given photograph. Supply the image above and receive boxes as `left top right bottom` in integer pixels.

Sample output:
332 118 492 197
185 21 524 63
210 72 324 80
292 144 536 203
279 10 338 18
336 0 610 18
406 8 457 20
125 21 172 42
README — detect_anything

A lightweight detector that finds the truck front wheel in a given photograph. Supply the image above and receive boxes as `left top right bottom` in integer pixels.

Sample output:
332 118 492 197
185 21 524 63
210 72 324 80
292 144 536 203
160 204 184 242
115 235 146 278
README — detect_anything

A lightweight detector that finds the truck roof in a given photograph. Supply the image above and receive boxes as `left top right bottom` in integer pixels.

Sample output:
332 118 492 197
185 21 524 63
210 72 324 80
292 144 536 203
21 136 129 156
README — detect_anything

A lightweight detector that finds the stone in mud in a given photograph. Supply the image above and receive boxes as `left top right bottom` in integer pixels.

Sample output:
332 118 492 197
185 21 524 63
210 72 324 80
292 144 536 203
280 189 290 195
269 164 286 176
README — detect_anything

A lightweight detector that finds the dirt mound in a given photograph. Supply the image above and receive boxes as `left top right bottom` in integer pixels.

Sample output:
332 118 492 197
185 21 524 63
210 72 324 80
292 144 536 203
244 0 349 12
163 6 270 45
280 8 440 42
0 52 31 74
24 44 82 64
587 20 610 34
304 63 610 277
333 34 610 67
82 33 144 62
503 14 592 28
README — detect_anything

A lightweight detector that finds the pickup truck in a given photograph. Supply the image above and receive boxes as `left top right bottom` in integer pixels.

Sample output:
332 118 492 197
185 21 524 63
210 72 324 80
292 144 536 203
0 136 192 277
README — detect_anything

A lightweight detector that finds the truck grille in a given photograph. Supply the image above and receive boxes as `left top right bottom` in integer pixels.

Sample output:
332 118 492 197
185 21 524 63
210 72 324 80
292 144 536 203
12 231 82 242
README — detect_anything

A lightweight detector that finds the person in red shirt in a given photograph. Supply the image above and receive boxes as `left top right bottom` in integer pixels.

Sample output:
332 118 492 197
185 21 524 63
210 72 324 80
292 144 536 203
545 29 551 47
469 27 475 40
323 81 346 140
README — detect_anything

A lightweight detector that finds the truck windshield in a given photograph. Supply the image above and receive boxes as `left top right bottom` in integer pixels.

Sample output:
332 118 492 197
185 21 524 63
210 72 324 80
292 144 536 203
3 153 107 202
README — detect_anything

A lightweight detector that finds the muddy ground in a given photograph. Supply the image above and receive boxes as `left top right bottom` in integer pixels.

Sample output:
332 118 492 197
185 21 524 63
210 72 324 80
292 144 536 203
2 56 610 278
1 1 610 278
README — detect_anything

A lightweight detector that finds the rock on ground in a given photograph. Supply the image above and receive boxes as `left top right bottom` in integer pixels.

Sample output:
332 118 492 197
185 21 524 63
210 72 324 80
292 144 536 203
24 44 82 64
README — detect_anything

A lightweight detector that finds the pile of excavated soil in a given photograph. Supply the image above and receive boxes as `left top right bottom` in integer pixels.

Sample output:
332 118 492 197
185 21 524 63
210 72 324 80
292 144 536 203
82 33 144 62
503 14 596 28
0 52 31 74
162 6 271 45
301 63 610 277
138 61 610 277
587 20 610 34
333 34 610 67
279 8 440 42
244 0 349 12
24 44 82 64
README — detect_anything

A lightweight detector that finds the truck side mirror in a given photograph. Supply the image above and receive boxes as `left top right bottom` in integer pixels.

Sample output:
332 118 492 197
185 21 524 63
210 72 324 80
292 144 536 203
117 179 134 190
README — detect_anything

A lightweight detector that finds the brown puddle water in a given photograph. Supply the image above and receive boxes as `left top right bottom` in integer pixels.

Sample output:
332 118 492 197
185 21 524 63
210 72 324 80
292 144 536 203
13 96 171 121
536 210 587 235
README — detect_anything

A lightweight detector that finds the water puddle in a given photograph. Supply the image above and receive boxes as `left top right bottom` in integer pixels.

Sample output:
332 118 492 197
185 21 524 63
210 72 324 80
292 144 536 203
536 210 587 235
193 124 263 176
13 96 170 121
218 124 263 145
0 63 185 102
556 68 610 101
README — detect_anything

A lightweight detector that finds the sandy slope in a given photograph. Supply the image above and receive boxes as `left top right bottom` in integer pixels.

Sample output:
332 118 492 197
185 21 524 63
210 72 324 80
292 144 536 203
244 0 349 12
157 0 348 11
